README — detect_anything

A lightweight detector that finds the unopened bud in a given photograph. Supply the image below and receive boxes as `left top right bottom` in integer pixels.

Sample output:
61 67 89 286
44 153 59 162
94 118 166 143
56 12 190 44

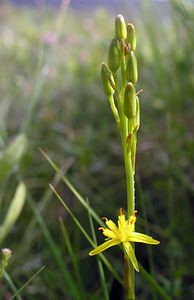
126 51 138 84
115 15 127 40
124 82 136 118
101 63 115 97
108 38 120 72
126 23 136 51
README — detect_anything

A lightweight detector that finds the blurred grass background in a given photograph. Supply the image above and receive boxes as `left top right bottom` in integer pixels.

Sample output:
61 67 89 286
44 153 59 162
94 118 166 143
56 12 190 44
0 0 194 299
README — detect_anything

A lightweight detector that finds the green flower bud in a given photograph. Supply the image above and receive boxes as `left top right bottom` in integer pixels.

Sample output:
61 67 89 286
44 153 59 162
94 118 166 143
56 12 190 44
124 82 136 118
115 14 127 40
101 63 115 97
126 23 136 51
126 51 138 84
108 38 120 72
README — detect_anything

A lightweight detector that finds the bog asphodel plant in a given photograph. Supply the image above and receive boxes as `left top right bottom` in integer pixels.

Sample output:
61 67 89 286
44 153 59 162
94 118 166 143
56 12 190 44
89 15 160 299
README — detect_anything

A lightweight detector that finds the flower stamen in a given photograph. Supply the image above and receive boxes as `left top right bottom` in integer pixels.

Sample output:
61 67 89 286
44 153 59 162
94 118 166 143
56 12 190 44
101 217 108 222
98 227 104 231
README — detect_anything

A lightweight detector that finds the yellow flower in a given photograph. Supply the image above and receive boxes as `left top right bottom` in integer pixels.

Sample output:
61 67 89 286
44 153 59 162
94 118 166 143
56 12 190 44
89 209 160 272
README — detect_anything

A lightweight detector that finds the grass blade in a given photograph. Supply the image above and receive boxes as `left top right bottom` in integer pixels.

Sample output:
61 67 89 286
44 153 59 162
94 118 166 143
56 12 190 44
49 184 123 285
41 149 103 226
26 193 81 300
3 272 23 300
87 199 109 300
9 266 45 300
59 218 85 299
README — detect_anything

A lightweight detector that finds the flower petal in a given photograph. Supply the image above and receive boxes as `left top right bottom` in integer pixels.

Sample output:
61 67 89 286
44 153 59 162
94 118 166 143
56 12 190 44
89 239 120 256
129 232 160 245
103 228 117 239
118 214 126 231
123 242 139 272
127 214 136 232
105 220 118 233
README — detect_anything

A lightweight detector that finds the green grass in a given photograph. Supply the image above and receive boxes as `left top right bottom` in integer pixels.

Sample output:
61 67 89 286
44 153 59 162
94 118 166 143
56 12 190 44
0 1 194 299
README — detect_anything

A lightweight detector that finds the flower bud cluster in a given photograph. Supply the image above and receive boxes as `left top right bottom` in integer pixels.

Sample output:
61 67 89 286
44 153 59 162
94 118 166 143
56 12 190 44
123 20 138 129
101 15 140 132
100 15 140 175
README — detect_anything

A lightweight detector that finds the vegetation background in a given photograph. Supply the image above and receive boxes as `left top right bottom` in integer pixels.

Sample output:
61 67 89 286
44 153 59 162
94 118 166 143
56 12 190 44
0 0 193 299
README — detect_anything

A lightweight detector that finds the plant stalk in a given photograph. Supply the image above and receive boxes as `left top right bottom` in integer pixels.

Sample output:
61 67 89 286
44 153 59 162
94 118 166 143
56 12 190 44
118 45 136 298
122 114 135 300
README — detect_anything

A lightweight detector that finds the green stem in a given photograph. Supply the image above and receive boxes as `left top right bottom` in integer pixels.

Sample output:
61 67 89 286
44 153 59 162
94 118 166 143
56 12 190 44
120 40 135 217
113 72 134 217
118 44 136 299
112 42 136 299
122 122 135 300
124 145 135 216
124 256 135 300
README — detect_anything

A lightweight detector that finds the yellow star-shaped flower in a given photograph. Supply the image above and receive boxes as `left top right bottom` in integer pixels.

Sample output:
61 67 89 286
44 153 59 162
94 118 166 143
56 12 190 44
89 209 160 272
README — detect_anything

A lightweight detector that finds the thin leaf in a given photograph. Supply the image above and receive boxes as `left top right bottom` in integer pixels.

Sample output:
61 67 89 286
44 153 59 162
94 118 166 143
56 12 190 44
59 218 85 298
26 193 81 300
4 272 23 300
87 201 109 300
49 184 123 285
9 266 45 300
41 149 103 226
